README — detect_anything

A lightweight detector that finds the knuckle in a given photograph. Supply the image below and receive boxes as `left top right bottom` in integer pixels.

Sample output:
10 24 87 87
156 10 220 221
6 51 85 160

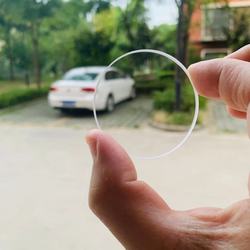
89 183 118 214
219 59 248 109
88 186 106 214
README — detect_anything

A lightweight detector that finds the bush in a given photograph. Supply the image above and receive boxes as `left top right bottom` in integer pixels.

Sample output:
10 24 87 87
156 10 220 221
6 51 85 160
153 87 175 111
0 86 49 109
135 79 172 93
153 83 206 113
167 112 193 125
155 69 175 79
199 96 206 110
134 71 175 93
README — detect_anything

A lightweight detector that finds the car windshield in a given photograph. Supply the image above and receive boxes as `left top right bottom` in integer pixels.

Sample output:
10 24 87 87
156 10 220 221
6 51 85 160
63 72 98 81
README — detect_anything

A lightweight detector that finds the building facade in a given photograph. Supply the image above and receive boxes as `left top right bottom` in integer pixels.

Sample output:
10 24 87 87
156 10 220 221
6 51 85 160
190 0 250 59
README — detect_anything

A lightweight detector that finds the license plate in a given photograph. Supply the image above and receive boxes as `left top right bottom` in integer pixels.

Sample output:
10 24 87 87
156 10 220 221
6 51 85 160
62 101 76 108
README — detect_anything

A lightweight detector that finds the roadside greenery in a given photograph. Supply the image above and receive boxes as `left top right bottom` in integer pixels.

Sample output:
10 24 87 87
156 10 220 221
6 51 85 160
0 0 176 84
152 110 194 126
0 0 248 113
134 70 175 93
154 84 206 112
0 82 50 109
0 0 177 108
153 83 206 126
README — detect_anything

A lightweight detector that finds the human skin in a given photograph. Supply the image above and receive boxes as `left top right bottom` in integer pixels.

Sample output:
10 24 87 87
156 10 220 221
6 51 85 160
87 45 250 250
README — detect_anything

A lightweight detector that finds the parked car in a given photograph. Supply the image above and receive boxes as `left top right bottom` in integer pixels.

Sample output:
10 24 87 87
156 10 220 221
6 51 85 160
48 66 136 112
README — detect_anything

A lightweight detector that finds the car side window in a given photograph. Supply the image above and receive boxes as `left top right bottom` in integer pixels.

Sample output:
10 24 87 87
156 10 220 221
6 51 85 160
113 71 120 79
105 71 114 80
105 71 120 80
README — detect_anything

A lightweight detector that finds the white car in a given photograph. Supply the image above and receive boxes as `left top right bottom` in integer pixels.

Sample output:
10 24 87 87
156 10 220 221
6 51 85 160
48 66 136 112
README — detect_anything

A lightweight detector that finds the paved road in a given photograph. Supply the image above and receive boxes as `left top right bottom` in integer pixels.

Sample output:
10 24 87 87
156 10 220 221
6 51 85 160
0 97 246 133
209 100 247 133
0 98 250 250
0 96 152 130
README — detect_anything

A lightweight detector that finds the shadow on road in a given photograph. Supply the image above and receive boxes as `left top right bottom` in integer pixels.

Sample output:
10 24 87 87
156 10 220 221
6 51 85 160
59 98 133 118
59 108 94 118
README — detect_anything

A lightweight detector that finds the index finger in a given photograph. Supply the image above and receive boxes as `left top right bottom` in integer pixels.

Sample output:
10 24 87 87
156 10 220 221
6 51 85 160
188 58 250 112
226 44 250 61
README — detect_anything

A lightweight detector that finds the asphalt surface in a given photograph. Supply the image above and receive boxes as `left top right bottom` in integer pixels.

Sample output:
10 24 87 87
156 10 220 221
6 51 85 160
209 100 247 133
0 96 152 130
0 98 249 250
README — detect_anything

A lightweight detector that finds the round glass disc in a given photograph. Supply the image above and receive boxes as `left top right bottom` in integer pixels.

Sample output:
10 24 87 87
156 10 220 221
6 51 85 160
93 49 199 160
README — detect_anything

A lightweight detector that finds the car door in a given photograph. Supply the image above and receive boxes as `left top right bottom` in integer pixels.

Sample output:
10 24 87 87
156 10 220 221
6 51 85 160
120 71 133 99
115 70 132 100
105 70 123 103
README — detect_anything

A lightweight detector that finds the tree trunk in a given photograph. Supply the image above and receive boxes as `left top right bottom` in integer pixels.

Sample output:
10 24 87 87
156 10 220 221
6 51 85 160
175 9 183 111
5 28 15 81
31 22 41 88
175 0 191 111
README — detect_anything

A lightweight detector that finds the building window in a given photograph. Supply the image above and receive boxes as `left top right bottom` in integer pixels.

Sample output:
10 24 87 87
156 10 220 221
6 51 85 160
202 7 230 41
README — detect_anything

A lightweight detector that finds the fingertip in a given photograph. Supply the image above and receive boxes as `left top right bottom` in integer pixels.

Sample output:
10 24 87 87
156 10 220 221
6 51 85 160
188 60 221 99
88 128 137 188
187 62 199 79
226 45 250 61
85 129 102 144
188 62 204 94
247 104 250 138
85 129 103 159
187 62 199 72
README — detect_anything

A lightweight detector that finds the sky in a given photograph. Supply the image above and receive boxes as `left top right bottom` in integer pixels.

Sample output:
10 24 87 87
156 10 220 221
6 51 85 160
113 0 178 27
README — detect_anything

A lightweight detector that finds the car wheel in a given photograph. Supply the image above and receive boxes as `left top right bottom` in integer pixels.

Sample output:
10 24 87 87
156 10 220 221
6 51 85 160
106 95 115 113
130 87 136 99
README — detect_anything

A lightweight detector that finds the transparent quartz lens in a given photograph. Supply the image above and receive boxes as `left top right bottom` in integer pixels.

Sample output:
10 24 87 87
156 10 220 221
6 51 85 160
93 49 199 160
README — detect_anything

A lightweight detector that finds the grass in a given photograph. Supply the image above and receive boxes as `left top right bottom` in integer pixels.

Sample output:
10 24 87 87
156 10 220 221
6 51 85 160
0 80 51 109
0 81 28 91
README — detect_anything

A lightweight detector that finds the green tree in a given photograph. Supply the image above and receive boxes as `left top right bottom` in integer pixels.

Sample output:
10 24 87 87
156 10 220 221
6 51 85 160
42 0 112 74
2 30 32 84
86 0 111 13
118 0 151 51
151 24 176 55
0 0 22 80
41 0 89 75
225 7 250 50
74 25 114 66
17 0 61 87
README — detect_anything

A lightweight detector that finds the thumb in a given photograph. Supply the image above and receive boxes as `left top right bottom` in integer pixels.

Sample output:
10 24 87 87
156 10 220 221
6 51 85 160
248 171 250 197
86 130 173 250
248 104 250 137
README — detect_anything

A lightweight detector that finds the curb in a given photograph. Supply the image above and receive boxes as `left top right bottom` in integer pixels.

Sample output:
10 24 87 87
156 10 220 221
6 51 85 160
149 120 202 132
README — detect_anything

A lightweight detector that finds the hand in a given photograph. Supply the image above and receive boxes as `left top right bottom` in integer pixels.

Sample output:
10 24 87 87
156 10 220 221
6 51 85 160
189 44 250 135
87 45 250 250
